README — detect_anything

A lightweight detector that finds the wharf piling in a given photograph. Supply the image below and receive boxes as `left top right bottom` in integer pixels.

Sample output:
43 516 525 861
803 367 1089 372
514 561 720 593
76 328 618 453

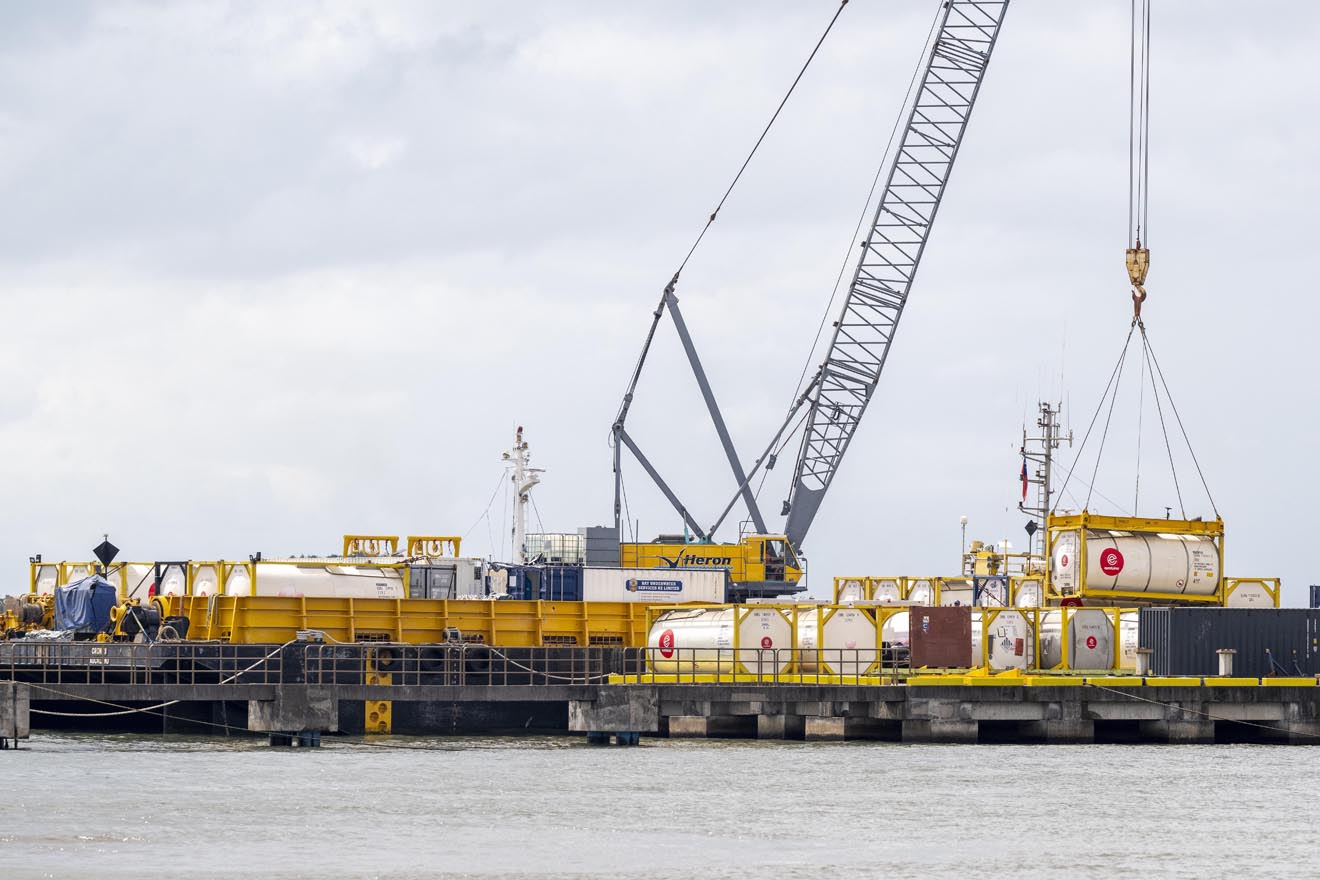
1 681 30 749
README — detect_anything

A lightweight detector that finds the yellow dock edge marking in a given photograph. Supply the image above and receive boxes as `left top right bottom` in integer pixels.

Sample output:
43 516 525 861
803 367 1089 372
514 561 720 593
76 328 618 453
608 674 1320 688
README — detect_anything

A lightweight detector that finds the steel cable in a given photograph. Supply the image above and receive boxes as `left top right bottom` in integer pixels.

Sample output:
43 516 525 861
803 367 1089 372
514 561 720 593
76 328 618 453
613 0 850 434
1053 323 1136 513
1140 324 1219 517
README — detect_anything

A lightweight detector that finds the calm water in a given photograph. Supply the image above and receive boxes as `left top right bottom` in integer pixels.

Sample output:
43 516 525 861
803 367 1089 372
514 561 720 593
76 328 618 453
1 734 1316 879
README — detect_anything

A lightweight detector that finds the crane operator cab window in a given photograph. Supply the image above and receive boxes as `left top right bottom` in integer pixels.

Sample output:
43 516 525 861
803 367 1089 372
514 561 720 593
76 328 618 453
761 539 790 582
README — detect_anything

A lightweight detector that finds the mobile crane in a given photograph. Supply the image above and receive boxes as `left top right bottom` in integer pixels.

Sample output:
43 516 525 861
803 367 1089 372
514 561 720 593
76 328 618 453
612 1 1011 598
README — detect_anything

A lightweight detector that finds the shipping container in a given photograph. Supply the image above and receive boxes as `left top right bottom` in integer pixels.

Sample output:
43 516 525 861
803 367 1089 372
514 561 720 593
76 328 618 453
1139 608 1320 677
908 606 972 668
583 566 727 604
495 564 583 601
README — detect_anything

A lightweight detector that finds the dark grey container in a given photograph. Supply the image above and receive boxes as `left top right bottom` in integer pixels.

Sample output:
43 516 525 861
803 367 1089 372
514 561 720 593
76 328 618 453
1139 608 1320 677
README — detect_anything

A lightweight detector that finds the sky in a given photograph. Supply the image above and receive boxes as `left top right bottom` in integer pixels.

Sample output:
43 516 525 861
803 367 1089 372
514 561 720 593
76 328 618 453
1 1 1316 604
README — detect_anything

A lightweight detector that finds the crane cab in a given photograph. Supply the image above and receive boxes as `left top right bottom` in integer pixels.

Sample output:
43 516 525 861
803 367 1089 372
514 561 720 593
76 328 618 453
618 534 804 601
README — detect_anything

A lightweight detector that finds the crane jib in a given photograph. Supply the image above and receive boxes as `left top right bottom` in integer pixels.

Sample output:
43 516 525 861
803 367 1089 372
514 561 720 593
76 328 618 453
783 0 1010 549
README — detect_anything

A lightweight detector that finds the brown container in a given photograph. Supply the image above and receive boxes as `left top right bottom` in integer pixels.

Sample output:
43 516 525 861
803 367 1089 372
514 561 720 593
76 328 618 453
908 606 973 668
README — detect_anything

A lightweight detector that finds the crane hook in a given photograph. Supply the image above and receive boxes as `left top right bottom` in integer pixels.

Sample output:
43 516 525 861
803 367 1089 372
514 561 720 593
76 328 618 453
1126 245 1150 321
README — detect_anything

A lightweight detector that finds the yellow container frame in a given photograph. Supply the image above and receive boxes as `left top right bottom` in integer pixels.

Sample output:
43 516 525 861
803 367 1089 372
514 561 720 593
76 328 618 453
1045 511 1226 606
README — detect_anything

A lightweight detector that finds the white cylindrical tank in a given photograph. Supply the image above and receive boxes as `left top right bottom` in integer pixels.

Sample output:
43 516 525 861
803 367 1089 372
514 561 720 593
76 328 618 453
1039 609 1115 670
939 579 974 607
796 607 877 675
869 578 902 603
906 579 935 605
34 565 59 595
647 607 793 675
1014 578 1043 608
121 564 156 598
157 564 188 597
975 610 1035 670
835 578 866 602
1225 581 1275 607
223 563 405 599
648 608 735 674
1052 529 1220 596
191 564 222 597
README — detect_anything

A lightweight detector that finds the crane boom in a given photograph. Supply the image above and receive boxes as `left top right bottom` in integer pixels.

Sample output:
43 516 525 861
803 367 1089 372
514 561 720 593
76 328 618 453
783 0 1010 548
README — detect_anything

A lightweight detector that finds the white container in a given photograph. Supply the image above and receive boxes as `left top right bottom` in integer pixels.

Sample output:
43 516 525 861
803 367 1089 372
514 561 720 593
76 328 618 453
1052 529 1220 597
906 579 936 605
1014 578 1044 608
977 578 1010 607
1225 581 1275 607
223 564 405 599
870 578 903 603
835 578 866 602
583 567 726 604
121 564 157 598
796 607 877 675
939 579 974 607
1118 611 1139 670
1039 609 1115 670
972 610 1035 670
33 565 59 595
156 564 188 597
191 564 222 597
647 606 791 674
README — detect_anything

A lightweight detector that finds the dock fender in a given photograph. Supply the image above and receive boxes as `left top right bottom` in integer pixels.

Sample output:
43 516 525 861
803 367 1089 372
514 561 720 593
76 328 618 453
373 646 402 673
464 644 492 674
418 646 449 673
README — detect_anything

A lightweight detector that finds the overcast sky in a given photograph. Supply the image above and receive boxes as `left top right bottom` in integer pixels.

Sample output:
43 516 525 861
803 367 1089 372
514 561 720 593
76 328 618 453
1 1 1315 603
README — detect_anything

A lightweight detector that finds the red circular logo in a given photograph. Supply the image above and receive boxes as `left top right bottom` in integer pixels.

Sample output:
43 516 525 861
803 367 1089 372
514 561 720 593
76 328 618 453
1060 554 1069 567
1099 548 1124 576
658 629 675 659
1085 635 1098 650
760 636 773 649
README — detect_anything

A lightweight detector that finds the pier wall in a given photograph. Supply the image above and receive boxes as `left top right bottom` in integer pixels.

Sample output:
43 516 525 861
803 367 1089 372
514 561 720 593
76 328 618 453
4 642 1318 745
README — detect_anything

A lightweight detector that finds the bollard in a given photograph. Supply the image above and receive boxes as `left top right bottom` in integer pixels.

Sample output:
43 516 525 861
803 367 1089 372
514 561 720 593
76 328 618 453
1135 647 1153 676
1217 649 1237 677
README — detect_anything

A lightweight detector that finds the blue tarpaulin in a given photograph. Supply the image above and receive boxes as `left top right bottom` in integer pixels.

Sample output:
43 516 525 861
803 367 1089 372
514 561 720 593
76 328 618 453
54 575 118 633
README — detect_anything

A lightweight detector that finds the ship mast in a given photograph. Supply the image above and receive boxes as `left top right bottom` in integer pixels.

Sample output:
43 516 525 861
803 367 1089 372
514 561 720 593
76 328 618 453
503 426 543 565
1019 402 1070 564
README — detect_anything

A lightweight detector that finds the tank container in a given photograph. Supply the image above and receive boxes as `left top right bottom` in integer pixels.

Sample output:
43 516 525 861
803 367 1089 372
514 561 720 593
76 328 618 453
647 607 793 674
1039 609 1116 670
796 607 877 675
906 579 936 605
972 610 1035 670
834 578 866 602
1048 513 1223 601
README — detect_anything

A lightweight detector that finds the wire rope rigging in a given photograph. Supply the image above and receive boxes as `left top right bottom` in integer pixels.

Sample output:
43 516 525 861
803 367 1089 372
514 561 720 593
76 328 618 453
1053 0 1218 523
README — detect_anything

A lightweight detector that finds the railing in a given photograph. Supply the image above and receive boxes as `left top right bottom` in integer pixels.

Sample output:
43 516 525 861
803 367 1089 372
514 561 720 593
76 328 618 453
302 643 635 687
0 641 292 687
0 641 642 689
636 646 908 686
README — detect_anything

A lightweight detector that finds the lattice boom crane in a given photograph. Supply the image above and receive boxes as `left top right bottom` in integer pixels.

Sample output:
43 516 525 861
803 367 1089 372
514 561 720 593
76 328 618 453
783 0 1010 548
